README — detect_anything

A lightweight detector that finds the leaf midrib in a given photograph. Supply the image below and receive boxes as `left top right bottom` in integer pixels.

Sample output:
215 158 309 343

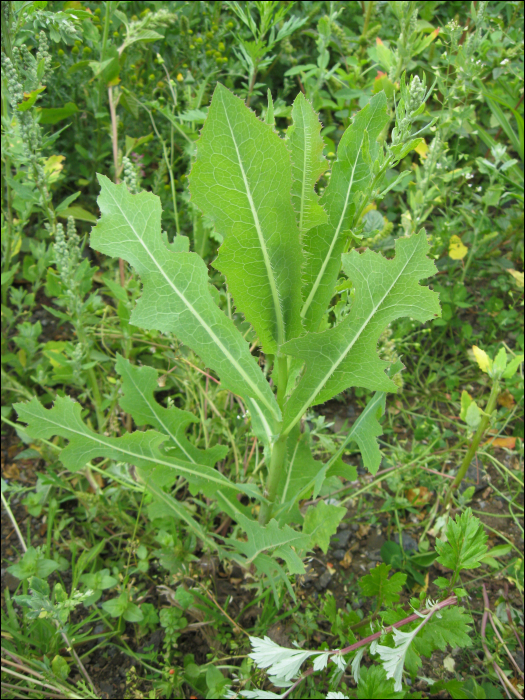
299 99 310 234
220 91 285 348
285 245 417 436
104 184 280 422
24 403 239 490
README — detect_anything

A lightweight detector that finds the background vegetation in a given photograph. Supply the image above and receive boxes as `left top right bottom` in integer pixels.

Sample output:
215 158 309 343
1 1 523 698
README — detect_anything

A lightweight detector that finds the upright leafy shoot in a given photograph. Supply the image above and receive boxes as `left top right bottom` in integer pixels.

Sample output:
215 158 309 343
15 80 439 595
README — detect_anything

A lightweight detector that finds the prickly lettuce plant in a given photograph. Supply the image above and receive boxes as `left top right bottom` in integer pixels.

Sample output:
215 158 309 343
15 77 440 599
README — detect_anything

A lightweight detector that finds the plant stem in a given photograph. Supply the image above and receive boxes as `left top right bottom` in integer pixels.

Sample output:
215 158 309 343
276 355 288 410
1 489 27 552
1 89 14 306
146 108 180 234
108 75 129 289
101 2 111 62
259 435 287 525
108 86 120 183
76 326 104 432
246 60 260 107
56 624 97 694
443 378 500 509
280 596 458 699
359 1 374 58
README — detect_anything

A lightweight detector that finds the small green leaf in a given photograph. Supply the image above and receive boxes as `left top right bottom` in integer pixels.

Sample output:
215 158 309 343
482 544 513 559
101 593 128 617
435 509 488 571
465 401 481 430
434 577 450 589
55 191 81 213
123 603 144 623
492 347 507 377
303 501 346 553
58 205 97 223
503 354 524 379
37 102 78 124
414 606 472 660
52 655 70 681
7 547 59 582
17 87 46 112
359 563 406 605
357 665 404 699
460 390 473 422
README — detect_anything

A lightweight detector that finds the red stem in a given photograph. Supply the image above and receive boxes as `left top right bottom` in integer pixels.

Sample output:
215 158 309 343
503 582 524 653
280 596 458 699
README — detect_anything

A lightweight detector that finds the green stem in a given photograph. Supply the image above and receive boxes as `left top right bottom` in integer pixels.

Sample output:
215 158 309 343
1 3 13 59
359 1 374 58
460 189 491 284
276 355 288 410
1 489 27 552
246 60 260 107
1 92 14 306
443 378 501 509
259 435 287 525
363 1 373 35
147 109 180 234
76 326 104 431
86 366 104 432
100 2 111 63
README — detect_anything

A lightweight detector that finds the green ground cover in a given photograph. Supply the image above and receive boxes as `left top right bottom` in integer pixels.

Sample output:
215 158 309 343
1 2 523 698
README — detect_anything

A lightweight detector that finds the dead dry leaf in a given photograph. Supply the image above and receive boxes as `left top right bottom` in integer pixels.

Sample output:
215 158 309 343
498 391 516 409
2 463 20 479
406 486 433 507
340 551 353 569
484 436 516 449
357 524 371 539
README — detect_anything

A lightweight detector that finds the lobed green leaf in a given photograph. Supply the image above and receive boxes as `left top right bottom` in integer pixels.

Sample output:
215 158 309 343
14 397 260 501
359 563 406 606
282 232 440 435
286 92 328 235
90 174 280 425
190 83 303 353
301 92 389 331
435 507 488 571
115 354 227 466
